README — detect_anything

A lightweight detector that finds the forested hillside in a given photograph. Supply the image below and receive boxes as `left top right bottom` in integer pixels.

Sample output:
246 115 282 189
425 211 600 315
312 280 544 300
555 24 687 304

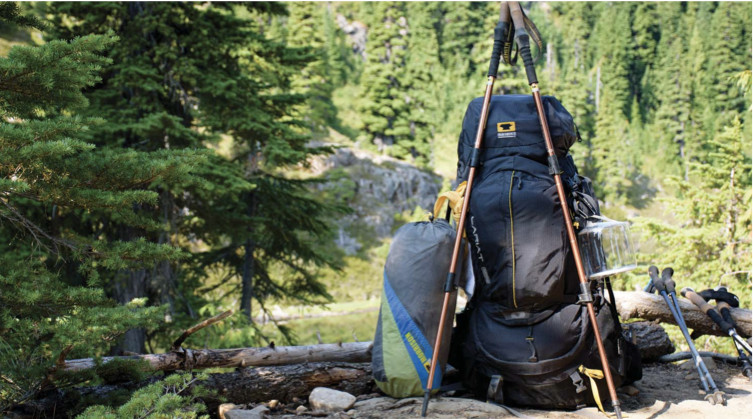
0 1 750 415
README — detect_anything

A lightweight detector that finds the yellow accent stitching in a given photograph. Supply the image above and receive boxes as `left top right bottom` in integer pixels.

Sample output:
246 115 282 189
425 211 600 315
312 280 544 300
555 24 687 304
510 170 517 309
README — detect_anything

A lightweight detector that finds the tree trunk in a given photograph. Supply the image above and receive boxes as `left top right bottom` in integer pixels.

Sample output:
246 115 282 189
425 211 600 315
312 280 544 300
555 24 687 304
614 291 751 338
241 237 255 322
112 268 148 354
241 190 257 323
63 342 373 373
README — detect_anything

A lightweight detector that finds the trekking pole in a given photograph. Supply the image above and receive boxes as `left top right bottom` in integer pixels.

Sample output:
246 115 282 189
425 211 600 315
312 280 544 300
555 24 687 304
695 287 752 354
421 3 512 416
506 3 622 417
715 300 753 377
652 268 724 405
683 287 752 354
649 268 712 399
715 300 753 354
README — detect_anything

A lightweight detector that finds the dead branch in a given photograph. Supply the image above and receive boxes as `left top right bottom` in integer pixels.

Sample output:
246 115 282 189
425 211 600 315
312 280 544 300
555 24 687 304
171 310 233 351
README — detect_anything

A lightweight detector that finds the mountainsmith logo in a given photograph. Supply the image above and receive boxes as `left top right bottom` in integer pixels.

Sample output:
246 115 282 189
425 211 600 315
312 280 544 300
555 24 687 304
405 332 431 372
497 121 517 139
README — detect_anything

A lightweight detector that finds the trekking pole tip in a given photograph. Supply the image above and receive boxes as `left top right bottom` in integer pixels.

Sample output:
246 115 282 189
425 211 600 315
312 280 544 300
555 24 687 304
613 403 623 419
421 390 431 417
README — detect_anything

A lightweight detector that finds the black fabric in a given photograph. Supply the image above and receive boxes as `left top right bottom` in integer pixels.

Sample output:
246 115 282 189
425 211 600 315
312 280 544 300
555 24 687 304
464 158 580 313
458 294 636 409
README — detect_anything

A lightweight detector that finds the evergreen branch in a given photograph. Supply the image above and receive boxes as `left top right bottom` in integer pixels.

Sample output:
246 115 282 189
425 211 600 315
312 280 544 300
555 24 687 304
135 375 201 419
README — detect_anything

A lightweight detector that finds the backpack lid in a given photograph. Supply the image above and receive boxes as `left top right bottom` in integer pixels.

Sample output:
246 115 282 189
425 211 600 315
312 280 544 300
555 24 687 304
457 95 579 180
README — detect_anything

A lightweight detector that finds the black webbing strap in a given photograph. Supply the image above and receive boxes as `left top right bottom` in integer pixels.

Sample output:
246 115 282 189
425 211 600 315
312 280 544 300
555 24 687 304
604 278 623 333
502 6 543 66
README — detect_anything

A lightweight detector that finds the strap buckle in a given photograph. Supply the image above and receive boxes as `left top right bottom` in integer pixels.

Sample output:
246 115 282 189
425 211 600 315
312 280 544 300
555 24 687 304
487 375 504 403
570 371 587 394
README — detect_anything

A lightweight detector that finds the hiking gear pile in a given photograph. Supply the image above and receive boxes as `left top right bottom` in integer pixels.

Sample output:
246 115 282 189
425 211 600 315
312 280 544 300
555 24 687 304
375 3 641 417
451 93 641 412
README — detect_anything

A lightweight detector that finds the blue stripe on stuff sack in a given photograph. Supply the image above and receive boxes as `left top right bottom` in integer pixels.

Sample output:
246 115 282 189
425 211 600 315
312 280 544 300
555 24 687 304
383 274 441 390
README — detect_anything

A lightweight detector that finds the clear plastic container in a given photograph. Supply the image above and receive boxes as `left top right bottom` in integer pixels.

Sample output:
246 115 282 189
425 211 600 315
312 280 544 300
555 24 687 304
577 217 637 279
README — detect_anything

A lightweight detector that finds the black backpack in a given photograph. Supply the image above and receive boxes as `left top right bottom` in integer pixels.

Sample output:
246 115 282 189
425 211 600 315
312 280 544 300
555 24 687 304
451 95 641 410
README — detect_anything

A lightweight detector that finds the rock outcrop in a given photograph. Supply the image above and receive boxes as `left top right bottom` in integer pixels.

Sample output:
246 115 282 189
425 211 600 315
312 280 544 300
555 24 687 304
312 147 443 254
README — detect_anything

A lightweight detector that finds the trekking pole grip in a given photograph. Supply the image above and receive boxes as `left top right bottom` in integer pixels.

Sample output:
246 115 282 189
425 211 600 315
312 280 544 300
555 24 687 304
661 267 676 293
508 2 537 85
716 301 736 328
681 287 733 331
488 3 511 77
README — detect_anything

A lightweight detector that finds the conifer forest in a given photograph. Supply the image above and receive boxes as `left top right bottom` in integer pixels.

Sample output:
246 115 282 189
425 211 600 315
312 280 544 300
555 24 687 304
0 1 751 416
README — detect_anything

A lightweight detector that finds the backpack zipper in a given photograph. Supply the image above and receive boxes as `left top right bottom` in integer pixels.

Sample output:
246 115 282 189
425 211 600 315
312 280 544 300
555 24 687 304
509 170 517 309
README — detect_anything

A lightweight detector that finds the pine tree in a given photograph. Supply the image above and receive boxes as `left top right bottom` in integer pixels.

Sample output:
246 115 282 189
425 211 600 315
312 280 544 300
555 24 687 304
49 2 343 348
437 2 488 78
0 5 197 407
286 2 338 134
590 3 639 202
357 2 409 154
394 1 442 167
651 11 692 179
638 118 752 306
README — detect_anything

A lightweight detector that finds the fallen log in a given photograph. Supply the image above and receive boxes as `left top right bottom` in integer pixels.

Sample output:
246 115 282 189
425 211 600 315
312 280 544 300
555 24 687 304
202 362 374 408
613 291 751 338
625 321 674 361
8 362 374 419
62 342 373 372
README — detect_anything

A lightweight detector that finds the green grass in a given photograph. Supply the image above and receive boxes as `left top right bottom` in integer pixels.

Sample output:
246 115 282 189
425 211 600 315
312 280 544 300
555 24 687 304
260 310 379 346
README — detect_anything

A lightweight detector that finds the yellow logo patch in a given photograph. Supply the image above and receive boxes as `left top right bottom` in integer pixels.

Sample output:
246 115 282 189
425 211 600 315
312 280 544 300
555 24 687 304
497 121 516 132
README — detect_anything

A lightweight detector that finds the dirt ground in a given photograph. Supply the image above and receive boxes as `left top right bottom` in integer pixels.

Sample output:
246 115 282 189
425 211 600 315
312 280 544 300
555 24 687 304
271 360 751 418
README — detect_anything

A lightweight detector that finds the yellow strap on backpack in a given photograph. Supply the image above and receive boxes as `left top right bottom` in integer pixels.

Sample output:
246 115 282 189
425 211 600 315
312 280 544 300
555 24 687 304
433 181 467 227
578 365 618 417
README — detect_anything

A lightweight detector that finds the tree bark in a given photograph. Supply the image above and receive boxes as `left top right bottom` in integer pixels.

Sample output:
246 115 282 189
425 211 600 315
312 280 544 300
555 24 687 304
614 291 751 338
202 362 374 408
112 268 148 354
63 342 373 373
625 321 675 361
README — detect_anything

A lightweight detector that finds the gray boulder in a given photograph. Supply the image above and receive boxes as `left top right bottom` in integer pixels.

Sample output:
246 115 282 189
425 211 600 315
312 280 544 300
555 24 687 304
309 387 357 413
